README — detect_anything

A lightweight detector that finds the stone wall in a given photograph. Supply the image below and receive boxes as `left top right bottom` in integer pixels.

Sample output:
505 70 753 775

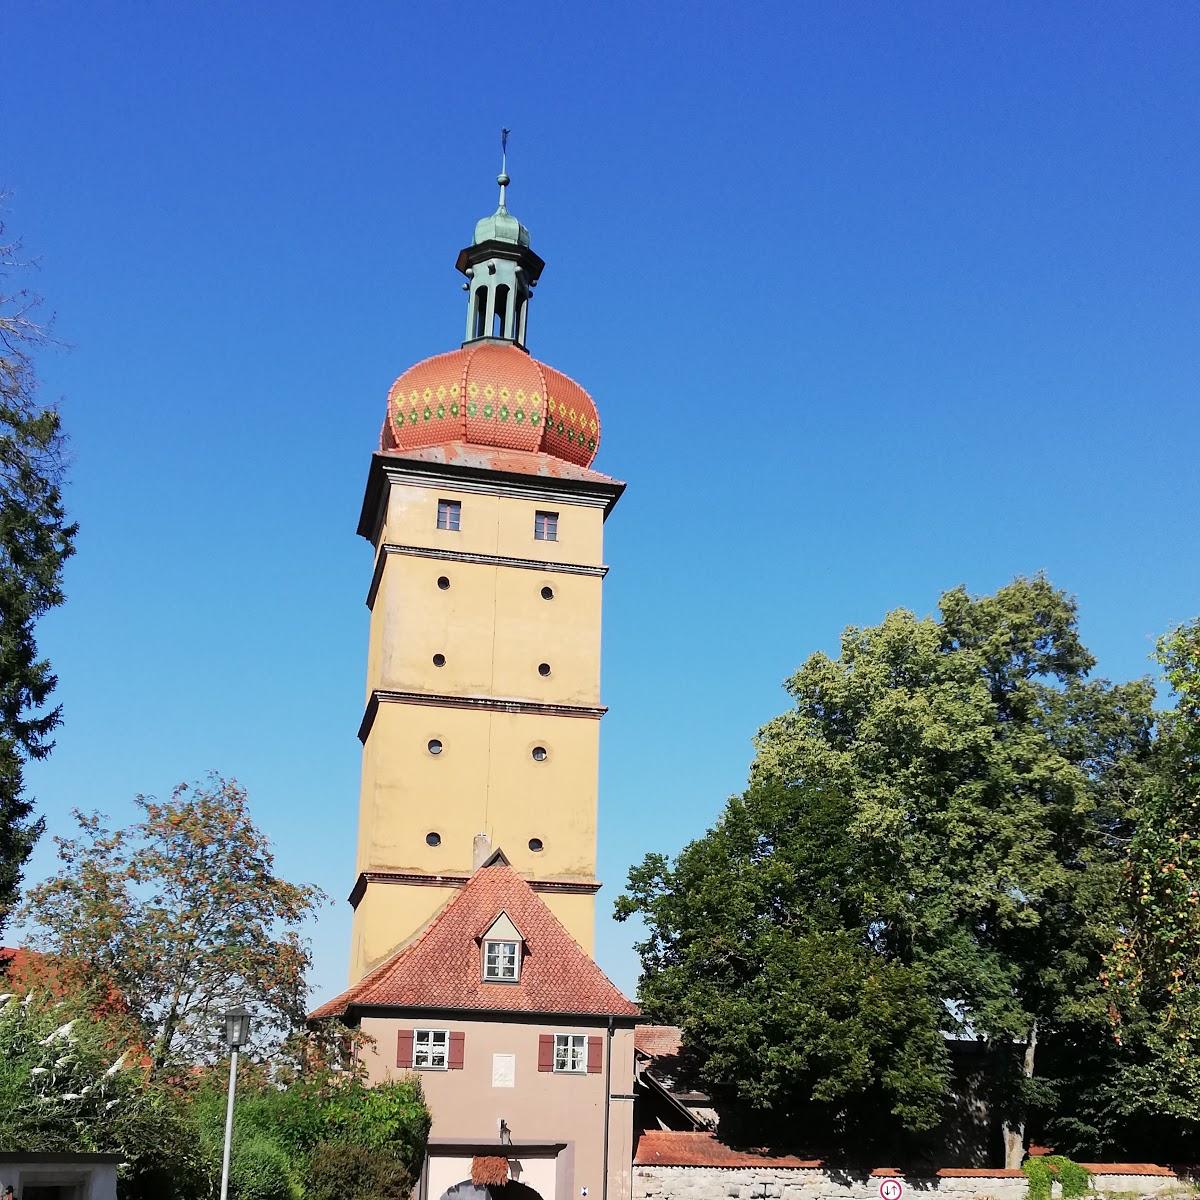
632 1165 1186 1200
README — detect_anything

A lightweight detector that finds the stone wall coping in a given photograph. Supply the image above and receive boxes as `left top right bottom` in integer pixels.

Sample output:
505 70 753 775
1079 1165 1176 1177
936 1169 1027 1178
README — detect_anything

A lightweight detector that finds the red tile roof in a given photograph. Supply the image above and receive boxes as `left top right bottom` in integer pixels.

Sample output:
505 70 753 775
635 1024 683 1060
309 862 638 1020
379 441 618 484
634 1132 821 1169
381 343 602 468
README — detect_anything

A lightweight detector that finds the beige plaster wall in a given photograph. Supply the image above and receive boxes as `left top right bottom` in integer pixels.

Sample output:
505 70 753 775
368 554 604 706
379 482 606 567
350 474 609 982
362 1015 634 1200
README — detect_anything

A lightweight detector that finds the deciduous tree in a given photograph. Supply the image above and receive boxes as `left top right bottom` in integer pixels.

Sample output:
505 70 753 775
620 577 1155 1162
1105 620 1200 1137
21 775 327 1070
0 212 78 933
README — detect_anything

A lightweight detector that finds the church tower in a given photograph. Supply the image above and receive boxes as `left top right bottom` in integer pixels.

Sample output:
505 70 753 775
348 162 624 982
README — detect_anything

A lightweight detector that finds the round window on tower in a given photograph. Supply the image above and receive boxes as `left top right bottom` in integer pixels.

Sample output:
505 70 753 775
437 576 451 590
428 739 443 756
537 662 551 677
432 653 446 667
528 837 544 853
426 832 442 847
531 745 548 762
540 585 554 600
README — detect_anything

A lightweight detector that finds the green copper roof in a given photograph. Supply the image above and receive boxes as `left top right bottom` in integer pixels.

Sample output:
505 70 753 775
473 172 530 247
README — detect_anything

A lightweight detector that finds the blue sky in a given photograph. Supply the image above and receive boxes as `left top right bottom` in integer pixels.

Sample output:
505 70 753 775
5 2 1198 1005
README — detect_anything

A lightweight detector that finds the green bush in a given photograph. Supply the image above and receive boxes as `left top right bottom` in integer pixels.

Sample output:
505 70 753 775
305 1142 413 1200
232 1134 302 1200
1023 1155 1092 1200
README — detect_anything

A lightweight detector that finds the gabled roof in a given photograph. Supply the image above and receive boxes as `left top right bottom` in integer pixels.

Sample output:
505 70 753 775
309 862 639 1020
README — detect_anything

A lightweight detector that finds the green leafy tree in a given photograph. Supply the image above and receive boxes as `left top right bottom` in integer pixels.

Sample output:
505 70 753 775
620 577 1154 1162
20 775 327 1070
1104 619 1200 1137
0 990 204 1199
618 778 952 1151
0 212 78 933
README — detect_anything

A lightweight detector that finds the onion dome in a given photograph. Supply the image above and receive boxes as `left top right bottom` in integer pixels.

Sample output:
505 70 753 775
381 137 601 469
382 341 600 468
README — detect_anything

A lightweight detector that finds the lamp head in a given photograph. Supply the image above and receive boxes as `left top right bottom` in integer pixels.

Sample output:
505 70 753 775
224 1004 252 1051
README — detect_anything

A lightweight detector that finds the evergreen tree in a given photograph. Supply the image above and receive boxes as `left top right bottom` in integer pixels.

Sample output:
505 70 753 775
0 213 78 934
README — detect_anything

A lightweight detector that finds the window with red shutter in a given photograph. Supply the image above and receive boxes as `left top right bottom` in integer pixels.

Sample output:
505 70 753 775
396 1028 415 1069
538 1033 554 1072
448 1030 466 1070
586 1035 603 1073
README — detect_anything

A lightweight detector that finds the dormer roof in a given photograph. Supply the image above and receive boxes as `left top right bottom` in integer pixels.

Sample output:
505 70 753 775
309 861 639 1021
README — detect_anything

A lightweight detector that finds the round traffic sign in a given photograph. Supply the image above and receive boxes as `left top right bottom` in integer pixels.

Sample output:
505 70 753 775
878 1179 904 1200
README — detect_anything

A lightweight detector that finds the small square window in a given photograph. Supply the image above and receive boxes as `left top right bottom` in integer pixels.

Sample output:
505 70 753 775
484 939 520 982
437 499 462 532
534 510 558 542
414 1028 449 1069
554 1033 587 1073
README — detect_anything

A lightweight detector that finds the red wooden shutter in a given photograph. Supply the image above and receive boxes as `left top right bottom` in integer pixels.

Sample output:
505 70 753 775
538 1033 554 1072
448 1030 466 1070
587 1035 603 1073
396 1029 414 1069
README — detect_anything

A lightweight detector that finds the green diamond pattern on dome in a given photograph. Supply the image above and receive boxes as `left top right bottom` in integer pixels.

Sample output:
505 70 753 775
515 409 525 423
499 405 509 422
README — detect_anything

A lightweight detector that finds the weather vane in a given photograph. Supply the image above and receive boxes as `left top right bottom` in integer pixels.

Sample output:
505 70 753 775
498 128 511 208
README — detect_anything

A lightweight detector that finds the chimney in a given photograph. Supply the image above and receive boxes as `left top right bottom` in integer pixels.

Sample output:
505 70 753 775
473 833 492 869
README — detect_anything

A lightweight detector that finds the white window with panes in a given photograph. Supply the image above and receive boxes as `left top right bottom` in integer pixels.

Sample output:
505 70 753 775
483 939 519 981
554 1033 587 1073
534 510 558 541
414 1029 449 1069
437 499 462 531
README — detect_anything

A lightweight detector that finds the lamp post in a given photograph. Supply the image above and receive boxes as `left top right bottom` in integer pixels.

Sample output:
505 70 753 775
219 1004 252 1200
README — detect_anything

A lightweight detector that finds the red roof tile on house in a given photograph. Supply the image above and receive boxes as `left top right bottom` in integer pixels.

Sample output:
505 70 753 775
634 1132 821 1169
309 862 638 1020
635 1024 683 1060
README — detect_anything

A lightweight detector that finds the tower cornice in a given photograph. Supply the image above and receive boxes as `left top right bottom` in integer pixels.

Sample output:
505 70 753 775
358 450 625 544
358 688 608 744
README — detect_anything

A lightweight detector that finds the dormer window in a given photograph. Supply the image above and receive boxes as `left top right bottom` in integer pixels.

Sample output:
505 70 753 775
484 939 519 982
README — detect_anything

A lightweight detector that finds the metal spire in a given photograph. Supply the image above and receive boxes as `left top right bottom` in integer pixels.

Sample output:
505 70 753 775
497 128 511 210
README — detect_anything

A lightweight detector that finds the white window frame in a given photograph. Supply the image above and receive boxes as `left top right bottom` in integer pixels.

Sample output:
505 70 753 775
414 1028 450 1070
534 510 559 542
483 939 520 982
437 499 462 532
554 1033 587 1074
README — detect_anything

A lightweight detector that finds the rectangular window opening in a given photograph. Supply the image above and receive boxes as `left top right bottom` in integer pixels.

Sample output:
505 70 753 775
414 1028 449 1069
483 939 520 982
534 510 559 542
554 1033 587 1073
437 499 462 532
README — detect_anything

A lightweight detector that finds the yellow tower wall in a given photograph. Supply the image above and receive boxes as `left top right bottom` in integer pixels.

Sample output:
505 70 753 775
348 460 621 982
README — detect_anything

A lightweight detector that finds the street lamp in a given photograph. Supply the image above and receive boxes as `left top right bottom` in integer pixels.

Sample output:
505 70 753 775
219 1004 252 1200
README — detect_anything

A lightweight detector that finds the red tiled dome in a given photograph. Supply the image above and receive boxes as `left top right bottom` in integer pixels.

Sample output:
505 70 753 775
381 342 600 467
